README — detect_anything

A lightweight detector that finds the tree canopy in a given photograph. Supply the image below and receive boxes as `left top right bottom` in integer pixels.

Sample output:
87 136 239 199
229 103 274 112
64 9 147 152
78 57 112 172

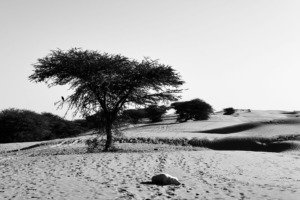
29 48 184 150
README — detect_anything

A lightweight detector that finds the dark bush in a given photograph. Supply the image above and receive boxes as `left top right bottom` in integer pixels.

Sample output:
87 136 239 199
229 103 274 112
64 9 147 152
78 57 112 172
41 112 84 138
171 99 213 122
223 107 235 115
0 109 84 143
85 137 103 152
122 109 147 123
145 105 168 122
0 109 51 143
73 119 89 130
84 111 129 136
85 111 107 130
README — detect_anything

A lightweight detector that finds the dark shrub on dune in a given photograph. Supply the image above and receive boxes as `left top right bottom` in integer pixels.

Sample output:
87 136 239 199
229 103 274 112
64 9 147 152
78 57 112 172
41 112 84 138
145 105 168 122
73 119 89 129
0 109 51 143
84 111 127 136
171 99 213 122
0 109 84 143
122 109 148 124
223 107 235 115
121 105 167 123
85 111 107 129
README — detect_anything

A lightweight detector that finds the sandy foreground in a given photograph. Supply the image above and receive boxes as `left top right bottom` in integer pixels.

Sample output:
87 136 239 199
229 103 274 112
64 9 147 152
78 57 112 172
1 110 300 200
0 148 299 200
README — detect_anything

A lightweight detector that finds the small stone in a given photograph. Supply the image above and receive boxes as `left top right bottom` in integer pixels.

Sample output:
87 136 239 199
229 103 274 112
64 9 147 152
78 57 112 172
151 173 180 185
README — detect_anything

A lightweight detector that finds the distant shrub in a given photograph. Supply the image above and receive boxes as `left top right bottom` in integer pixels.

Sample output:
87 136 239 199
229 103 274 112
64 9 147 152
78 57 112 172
223 107 235 115
85 111 106 130
0 108 84 143
84 111 127 136
171 99 213 122
122 109 147 123
0 109 51 143
41 112 83 138
73 119 89 130
145 105 168 122
282 111 298 115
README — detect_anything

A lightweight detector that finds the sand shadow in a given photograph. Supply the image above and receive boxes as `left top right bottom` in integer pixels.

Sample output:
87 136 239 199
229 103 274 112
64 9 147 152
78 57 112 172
196 123 260 134
206 139 299 152
266 141 299 152
195 119 300 134
141 181 165 186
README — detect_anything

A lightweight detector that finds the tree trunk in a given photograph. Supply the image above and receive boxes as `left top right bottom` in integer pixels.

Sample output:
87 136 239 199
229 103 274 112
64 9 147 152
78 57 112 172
104 120 113 151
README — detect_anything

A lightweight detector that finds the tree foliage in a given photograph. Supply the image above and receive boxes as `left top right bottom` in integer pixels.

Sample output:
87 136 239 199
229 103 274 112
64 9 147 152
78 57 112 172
171 99 213 122
29 48 184 150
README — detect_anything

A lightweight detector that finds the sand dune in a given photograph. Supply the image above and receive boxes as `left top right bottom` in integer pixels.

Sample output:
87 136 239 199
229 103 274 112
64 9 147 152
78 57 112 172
124 110 300 140
1 110 300 199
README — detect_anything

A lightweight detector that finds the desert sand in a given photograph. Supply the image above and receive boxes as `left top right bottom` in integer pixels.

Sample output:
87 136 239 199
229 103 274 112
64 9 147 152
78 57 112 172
0 110 300 200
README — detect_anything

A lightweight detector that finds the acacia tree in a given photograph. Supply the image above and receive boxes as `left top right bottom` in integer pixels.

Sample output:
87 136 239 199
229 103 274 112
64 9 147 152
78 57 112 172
29 48 184 150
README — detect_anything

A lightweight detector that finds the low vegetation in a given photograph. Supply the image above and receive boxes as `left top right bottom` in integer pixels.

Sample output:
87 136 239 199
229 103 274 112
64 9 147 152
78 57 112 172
171 98 213 122
0 109 86 143
145 105 168 122
0 104 168 143
117 105 167 124
122 109 148 124
85 134 299 153
223 107 235 115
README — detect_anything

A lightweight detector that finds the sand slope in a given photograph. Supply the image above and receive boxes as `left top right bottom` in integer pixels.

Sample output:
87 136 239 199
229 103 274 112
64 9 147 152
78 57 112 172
124 110 300 140
1 110 300 199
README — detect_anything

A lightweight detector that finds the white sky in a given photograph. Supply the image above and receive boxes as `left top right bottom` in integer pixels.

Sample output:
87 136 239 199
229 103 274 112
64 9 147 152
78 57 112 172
0 0 300 119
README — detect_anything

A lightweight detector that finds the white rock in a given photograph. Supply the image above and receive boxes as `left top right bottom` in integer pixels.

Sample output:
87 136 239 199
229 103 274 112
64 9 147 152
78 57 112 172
151 173 180 185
